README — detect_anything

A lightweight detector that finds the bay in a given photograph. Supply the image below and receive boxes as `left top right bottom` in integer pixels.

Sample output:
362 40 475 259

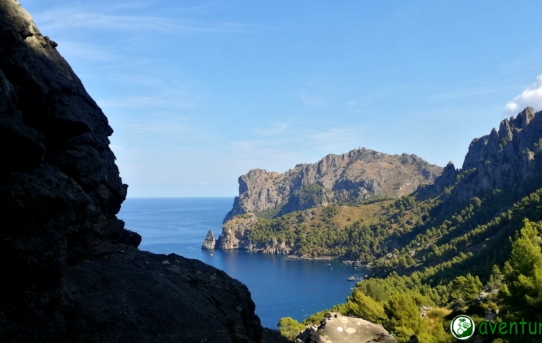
118 197 366 328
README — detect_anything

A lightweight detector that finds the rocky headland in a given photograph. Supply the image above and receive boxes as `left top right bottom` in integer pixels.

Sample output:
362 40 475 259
210 148 442 256
224 149 442 222
0 1 288 342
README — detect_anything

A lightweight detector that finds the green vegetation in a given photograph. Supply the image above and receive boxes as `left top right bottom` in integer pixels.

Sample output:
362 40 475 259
274 174 542 341
261 125 542 342
276 317 306 341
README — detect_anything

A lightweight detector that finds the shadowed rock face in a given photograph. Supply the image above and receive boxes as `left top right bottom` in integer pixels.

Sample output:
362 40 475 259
224 149 442 222
0 1 288 342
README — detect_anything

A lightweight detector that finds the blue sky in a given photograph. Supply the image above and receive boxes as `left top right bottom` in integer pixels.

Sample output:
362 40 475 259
19 0 542 197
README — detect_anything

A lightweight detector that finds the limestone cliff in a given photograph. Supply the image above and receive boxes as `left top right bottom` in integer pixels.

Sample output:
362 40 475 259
216 214 258 249
224 148 442 222
0 1 287 342
428 107 542 205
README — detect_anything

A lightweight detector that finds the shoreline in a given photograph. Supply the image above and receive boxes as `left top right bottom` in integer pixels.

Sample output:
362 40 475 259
285 255 335 261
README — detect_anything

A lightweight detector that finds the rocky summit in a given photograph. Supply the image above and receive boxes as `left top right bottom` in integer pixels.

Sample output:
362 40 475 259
224 148 442 222
0 1 287 342
427 107 542 206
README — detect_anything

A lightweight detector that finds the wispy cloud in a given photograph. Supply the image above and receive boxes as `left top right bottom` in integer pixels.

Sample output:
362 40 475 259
346 86 409 108
230 126 363 165
505 74 542 113
431 87 503 101
253 122 289 136
36 7 257 34
117 116 191 139
56 40 117 62
98 93 198 110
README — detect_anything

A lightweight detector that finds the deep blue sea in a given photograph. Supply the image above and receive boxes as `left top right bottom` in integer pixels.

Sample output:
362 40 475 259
118 197 366 328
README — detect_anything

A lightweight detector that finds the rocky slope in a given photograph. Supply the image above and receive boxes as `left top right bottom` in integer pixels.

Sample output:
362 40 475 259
224 149 442 222
0 1 287 342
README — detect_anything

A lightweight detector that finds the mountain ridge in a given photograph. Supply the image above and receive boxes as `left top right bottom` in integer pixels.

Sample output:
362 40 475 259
224 148 442 222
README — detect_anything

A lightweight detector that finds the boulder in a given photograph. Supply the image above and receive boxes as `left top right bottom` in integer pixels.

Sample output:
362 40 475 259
297 312 397 343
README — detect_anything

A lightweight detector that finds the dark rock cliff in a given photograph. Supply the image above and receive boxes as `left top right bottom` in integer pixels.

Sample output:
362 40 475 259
224 148 442 222
0 1 287 342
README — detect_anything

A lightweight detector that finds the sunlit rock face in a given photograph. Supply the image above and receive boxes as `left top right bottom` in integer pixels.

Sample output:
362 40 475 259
224 148 442 222
0 1 287 342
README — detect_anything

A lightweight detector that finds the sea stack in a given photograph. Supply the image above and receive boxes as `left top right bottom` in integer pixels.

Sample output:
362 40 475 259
201 230 216 249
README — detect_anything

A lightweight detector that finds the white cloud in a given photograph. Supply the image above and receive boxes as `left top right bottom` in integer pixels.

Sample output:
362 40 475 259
505 74 542 113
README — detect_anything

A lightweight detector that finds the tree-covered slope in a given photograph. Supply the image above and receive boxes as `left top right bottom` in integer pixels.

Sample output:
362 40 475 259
264 108 542 342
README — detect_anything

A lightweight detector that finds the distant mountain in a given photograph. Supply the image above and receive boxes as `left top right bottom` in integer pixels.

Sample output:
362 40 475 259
224 148 442 222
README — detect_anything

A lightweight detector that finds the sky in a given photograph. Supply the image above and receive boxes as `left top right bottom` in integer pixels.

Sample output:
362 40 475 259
19 0 542 197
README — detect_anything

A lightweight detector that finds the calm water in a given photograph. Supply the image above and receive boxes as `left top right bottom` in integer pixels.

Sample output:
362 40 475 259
118 197 365 328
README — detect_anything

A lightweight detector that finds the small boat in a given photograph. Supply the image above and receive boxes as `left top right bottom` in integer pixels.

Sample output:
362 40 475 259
347 276 355 281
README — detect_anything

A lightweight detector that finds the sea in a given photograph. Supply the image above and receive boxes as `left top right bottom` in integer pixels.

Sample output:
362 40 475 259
118 197 366 329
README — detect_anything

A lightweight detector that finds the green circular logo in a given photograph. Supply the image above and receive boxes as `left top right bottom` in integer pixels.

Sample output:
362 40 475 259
450 315 475 340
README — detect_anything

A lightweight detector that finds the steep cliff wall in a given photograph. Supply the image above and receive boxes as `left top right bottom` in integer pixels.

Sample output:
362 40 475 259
0 1 287 342
428 107 542 205
224 148 442 222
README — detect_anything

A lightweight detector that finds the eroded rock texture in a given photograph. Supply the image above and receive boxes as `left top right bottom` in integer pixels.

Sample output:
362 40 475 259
224 149 442 222
297 313 397 343
0 1 287 342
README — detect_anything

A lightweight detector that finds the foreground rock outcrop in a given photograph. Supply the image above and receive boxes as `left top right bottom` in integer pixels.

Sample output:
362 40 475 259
224 149 442 222
297 313 397 343
0 1 287 342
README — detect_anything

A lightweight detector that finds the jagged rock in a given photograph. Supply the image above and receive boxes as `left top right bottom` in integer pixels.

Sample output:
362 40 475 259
430 161 460 193
0 1 288 342
202 230 216 249
428 107 542 205
297 312 397 343
224 149 442 222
